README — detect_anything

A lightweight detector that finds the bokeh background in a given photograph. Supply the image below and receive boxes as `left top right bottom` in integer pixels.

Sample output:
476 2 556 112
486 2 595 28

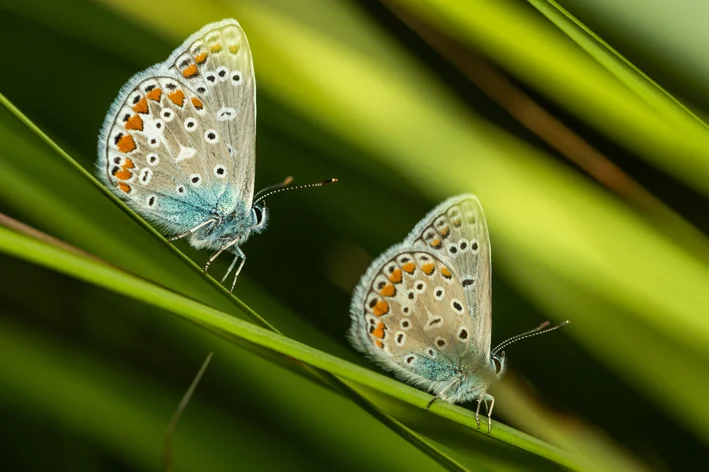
1 0 708 470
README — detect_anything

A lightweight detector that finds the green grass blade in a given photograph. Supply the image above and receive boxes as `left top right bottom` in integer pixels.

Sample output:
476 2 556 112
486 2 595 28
391 0 709 197
529 0 708 128
0 224 577 470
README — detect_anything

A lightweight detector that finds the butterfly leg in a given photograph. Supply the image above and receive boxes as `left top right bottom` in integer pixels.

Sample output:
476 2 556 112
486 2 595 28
483 394 495 433
426 377 461 409
168 218 218 242
203 238 240 273
475 398 483 429
220 247 246 293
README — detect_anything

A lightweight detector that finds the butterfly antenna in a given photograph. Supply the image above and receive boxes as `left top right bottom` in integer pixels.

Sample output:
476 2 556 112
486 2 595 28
253 176 294 200
163 352 214 472
253 177 338 204
491 320 569 356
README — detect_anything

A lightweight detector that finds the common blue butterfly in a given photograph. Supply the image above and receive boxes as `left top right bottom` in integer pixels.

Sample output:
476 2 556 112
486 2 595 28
97 19 335 290
349 194 567 431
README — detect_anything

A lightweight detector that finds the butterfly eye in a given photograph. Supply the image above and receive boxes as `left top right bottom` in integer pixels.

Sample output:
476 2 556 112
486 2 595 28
492 355 503 374
252 204 266 227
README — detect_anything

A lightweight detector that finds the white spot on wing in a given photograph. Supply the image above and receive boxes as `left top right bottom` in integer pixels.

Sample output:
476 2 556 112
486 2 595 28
139 168 152 185
175 144 196 162
216 107 237 121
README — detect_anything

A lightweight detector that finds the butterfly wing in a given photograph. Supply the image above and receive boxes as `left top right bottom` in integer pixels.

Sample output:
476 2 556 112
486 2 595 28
97 19 256 236
349 244 479 394
406 194 492 360
404 194 493 359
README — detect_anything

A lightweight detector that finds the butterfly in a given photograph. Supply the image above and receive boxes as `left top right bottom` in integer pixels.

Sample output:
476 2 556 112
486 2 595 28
97 19 335 290
349 194 567 431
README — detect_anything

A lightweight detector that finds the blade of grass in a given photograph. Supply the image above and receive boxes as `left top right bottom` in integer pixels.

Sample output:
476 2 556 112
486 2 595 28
0 223 578 470
528 0 708 128
391 0 709 198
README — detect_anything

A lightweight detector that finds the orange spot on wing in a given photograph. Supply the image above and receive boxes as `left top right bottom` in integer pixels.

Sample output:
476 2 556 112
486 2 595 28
375 340 384 348
114 168 132 180
372 322 386 339
123 158 135 170
441 267 452 279
402 262 416 274
440 227 450 236
431 238 442 249
195 52 208 64
389 269 402 284
372 301 389 317
182 63 198 78
210 43 222 53
422 263 435 275
191 97 204 110
116 134 136 153
168 89 185 107
380 284 396 297
124 115 143 131
133 97 148 114
146 87 162 101
229 44 239 54
117 182 131 193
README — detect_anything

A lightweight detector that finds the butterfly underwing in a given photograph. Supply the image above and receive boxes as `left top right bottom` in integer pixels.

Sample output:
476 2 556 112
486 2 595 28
349 194 567 431
97 19 335 290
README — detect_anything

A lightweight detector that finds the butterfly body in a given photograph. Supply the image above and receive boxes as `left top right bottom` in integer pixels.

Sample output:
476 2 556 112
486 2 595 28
96 19 265 286
184 198 264 252
350 194 505 427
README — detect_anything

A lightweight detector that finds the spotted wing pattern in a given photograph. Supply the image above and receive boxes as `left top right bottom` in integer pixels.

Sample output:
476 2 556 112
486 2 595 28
97 19 256 235
349 246 478 391
405 194 492 358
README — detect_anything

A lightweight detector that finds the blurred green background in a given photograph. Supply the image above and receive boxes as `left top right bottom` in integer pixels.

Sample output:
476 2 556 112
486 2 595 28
1 0 708 470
